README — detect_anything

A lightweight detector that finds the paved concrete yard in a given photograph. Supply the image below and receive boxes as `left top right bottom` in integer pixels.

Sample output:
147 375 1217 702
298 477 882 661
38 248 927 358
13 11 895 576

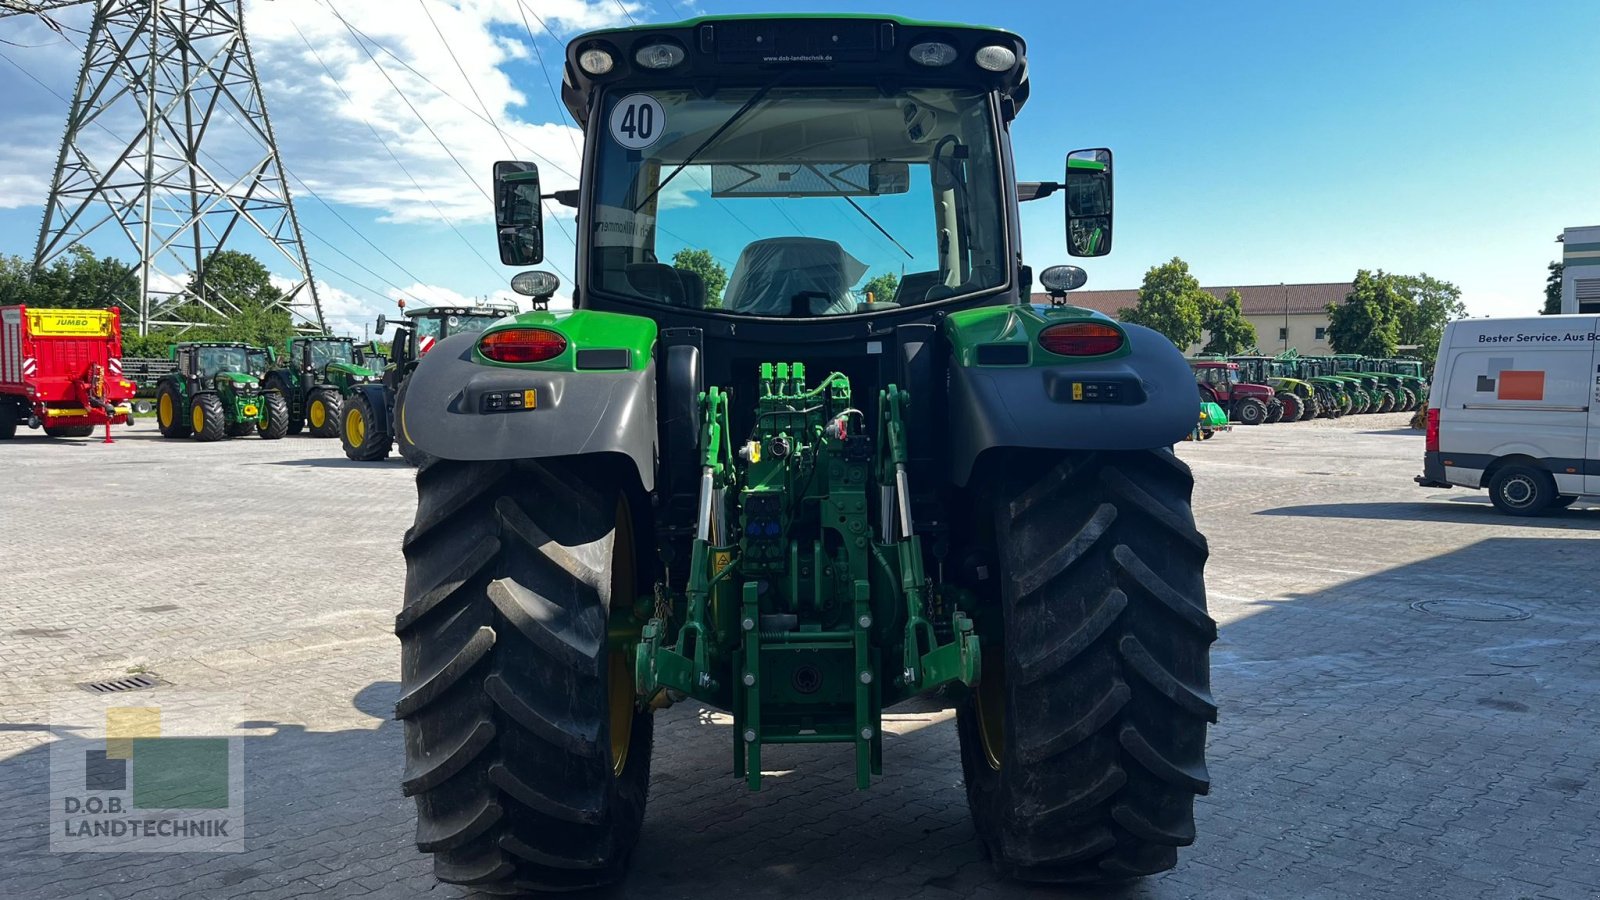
2 416 1598 899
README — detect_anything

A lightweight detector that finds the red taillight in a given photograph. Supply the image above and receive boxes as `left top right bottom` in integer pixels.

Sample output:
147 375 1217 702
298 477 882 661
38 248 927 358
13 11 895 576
479 328 567 363
1038 322 1124 357
1425 407 1440 452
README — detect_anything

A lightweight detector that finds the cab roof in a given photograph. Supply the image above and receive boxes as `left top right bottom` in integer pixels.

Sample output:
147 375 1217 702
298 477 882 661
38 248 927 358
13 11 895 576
561 13 1029 127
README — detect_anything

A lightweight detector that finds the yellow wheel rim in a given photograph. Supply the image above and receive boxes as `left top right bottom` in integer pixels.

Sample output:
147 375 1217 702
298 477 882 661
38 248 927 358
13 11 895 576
973 659 1005 771
309 399 325 428
608 497 637 777
191 404 205 433
345 406 365 446
158 393 173 427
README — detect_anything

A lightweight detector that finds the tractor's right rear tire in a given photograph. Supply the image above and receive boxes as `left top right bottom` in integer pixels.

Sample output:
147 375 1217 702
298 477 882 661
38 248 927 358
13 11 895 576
157 384 191 438
191 394 226 442
307 388 342 438
398 459 653 893
341 393 389 461
1264 398 1284 424
957 449 1215 884
1233 397 1267 426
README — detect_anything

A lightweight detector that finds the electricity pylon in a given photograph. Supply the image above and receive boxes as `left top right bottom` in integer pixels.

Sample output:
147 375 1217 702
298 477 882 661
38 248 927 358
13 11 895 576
2 0 323 332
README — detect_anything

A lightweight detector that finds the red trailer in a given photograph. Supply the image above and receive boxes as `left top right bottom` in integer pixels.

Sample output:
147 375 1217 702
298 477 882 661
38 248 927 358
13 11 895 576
0 305 137 441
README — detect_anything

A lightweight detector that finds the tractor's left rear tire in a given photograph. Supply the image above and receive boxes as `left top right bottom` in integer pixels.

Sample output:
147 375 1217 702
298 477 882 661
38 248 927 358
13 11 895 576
399 459 653 893
1276 393 1302 423
1264 398 1284 424
307 388 342 438
44 425 95 438
260 392 289 440
957 449 1215 885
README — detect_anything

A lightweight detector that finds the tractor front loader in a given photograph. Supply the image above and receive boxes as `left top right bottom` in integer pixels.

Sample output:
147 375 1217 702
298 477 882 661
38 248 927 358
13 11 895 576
393 14 1215 893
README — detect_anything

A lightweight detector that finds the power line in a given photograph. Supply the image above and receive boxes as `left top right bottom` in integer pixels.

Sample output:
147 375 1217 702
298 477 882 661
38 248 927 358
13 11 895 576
611 0 637 26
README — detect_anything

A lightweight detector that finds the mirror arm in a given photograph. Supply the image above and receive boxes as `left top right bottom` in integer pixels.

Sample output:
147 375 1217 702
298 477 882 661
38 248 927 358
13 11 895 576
543 189 580 209
1017 181 1060 202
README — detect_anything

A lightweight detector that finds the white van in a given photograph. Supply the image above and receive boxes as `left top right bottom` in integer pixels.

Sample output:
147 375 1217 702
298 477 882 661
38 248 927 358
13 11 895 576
1418 314 1600 516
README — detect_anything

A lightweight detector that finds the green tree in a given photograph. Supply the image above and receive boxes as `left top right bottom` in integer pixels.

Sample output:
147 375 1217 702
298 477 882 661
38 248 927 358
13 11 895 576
1387 272 1464 362
1200 288 1257 355
1119 257 1206 348
671 247 728 309
863 272 900 304
184 250 295 348
1543 261 1563 315
0 246 138 310
1327 270 1403 358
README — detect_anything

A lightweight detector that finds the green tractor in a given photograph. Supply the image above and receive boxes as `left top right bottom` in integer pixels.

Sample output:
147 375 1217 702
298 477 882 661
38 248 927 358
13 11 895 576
339 302 516 462
153 342 288 441
1275 353 1349 417
1315 355 1395 413
1232 355 1318 421
391 14 1214 892
262 335 385 438
1332 354 1413 412
1372 357 1430 410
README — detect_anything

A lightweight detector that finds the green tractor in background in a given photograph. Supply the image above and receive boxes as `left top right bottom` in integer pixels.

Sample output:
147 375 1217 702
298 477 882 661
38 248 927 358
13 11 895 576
262 335 385 438
391 14 1214 893
1232 355 1318 421
1332 354 1415 412
340 302 517 462
1372 357 1430 409
1313 355 1394 413
1276 353 1351 417
154 342 288 442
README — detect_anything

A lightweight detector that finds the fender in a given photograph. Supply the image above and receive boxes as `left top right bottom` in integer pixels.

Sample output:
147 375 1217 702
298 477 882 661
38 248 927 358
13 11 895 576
944 309 1198 486
350 382 390 436
401 324 658 490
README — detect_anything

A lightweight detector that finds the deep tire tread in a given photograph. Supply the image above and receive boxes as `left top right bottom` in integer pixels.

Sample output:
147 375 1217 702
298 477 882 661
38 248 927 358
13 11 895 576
958 449 1213 885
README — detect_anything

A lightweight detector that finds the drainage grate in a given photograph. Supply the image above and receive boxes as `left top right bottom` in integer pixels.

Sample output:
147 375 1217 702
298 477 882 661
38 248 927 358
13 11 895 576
78 673 160 694
1410 599 1531 622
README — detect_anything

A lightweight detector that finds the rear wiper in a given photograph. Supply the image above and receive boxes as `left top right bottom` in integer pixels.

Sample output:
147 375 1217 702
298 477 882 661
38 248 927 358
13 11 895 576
632 76 787 213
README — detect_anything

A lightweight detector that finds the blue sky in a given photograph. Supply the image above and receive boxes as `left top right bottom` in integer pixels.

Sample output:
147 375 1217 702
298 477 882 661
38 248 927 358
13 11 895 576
0 0 1595 333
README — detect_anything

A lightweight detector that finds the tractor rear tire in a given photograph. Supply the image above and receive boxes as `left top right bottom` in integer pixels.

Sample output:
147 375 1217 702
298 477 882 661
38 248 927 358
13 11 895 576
307 388 342 438
1399 388 1417 412
395 377 435 469
957 449 1215 884
399 458 653 893
1276 393 1301 423
1377 390 1396 414
260 392 289 440
0 400 17 439
44 425 95 438
1233 397 1267 426
191 394 227 442
1264 398 1284 424
265 374 302 434
341 393 389 461
1300 396 1320 421
157 384 191 438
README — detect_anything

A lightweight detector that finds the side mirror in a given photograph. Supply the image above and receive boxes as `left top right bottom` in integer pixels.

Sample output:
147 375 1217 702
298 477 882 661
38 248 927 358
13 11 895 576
1065 148 1113 257
375 314 387 336
266 346 278 365
494 160 544 266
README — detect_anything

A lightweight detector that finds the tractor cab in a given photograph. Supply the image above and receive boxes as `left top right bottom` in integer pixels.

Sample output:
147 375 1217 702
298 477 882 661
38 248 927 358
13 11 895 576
382 303 517 375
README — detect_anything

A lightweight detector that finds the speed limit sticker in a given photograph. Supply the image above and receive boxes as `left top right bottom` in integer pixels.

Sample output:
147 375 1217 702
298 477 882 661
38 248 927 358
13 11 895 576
609 94 665 150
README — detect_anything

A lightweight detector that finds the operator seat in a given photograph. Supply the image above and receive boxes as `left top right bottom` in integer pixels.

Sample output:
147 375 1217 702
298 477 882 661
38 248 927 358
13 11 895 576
725 237 867 316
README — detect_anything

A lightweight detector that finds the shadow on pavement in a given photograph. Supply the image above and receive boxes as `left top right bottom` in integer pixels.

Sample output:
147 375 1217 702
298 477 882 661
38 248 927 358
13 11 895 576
264 456 408 469
1259 499 1600 528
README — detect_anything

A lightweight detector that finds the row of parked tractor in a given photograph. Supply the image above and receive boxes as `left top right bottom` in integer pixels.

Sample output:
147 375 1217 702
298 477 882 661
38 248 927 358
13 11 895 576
1191 352 1431 426
0 301 516 461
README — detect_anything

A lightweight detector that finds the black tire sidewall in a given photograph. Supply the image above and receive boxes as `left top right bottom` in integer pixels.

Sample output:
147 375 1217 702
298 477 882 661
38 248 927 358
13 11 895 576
1491 466 1554 517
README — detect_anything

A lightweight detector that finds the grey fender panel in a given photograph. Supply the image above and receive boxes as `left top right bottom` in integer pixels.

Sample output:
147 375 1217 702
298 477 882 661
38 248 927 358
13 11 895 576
401 332 658 490
947 321 1200 486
